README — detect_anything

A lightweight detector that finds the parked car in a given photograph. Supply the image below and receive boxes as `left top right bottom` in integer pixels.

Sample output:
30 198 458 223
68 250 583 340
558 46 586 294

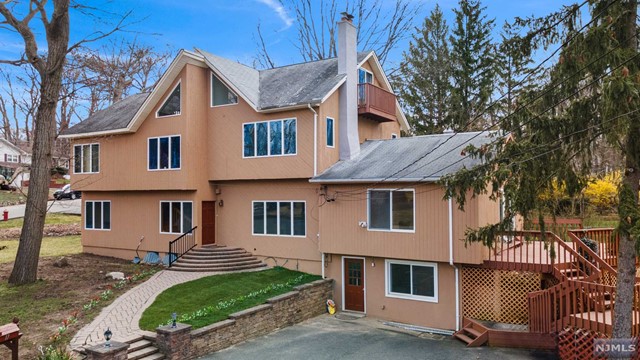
53 184 81 200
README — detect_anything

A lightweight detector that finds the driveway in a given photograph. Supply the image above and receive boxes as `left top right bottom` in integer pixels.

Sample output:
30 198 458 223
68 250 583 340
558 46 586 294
1 199 81 220
202 314 557 360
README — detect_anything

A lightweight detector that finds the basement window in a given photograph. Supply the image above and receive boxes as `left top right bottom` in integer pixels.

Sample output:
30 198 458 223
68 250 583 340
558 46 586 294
385 259 437 302
85 201 111 230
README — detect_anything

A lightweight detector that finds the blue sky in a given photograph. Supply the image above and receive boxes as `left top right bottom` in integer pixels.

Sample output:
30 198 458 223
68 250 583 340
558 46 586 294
0 0 574 69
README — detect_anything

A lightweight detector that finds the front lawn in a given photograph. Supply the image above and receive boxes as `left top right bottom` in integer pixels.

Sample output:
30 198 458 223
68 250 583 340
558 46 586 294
0 235 82 263
0 213 80 230
139 267 321 330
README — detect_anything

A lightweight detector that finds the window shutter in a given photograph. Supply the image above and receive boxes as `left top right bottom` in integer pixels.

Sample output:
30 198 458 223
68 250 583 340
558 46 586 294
3 154 6 162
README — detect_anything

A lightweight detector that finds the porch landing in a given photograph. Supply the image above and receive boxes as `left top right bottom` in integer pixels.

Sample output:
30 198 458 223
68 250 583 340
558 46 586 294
461 318 556 350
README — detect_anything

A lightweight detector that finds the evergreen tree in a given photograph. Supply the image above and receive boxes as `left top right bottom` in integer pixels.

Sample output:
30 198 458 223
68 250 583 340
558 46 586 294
448 0 495 131
443 0 640 338
396 5 451 135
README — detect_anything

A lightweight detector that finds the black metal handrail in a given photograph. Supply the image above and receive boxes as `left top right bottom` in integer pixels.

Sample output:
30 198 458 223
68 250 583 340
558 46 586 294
168 226 197 267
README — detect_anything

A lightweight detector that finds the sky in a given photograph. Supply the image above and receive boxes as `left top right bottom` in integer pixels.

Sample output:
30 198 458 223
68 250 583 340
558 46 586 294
0 0 576 70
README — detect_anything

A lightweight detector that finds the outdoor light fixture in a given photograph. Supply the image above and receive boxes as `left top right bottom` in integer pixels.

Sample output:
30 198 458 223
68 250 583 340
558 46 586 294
172 312 177 328
104 327 112 347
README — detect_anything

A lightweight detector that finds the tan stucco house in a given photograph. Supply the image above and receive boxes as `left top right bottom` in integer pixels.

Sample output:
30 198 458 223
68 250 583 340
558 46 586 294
60 17 499 334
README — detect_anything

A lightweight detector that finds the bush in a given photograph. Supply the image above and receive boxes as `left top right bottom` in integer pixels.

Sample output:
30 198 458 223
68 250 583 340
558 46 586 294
37 346 73 360
583 172 620 214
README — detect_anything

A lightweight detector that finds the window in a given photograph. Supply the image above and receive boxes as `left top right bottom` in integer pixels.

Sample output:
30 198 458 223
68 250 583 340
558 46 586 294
358 68 374 84
148 136 181 170
211 73 238 106
160 201 193 234
243 119 296 157
5 154 19 163
73 143 100 174
85 201 111 230
326 117 335 147
157 82 181 117
252 201 305 236
368 189 414 231
386 260 437 302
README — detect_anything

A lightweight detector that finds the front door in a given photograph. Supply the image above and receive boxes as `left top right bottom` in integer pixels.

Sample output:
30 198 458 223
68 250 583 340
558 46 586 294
344 258 365 312
202 201 216 245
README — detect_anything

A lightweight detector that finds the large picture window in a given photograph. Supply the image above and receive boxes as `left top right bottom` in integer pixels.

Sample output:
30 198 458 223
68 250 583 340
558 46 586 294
211 73 238 106
252 201 305 236
243 119 296 157
148 136 181 170
157 82 181 117
385 260 437 302
368 189 414 231
74 143 100 174
160 201 193 234
85 201 111 230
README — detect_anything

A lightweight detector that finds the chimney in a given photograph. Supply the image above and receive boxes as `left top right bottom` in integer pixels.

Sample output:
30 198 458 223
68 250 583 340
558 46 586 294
338 13 360 161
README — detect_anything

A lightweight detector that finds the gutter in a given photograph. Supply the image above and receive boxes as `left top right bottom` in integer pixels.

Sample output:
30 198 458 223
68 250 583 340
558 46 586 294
308 104 318 177
309 177 441 184
448 197 460 332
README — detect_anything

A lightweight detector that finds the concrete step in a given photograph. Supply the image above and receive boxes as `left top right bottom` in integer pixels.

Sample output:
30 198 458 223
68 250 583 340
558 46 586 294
172 259 263 269
137 353 165 360
128 346 159 360
191 247 244 253
175 258 260 266
128 339 152 353
181 253 253 261
169 263 267 272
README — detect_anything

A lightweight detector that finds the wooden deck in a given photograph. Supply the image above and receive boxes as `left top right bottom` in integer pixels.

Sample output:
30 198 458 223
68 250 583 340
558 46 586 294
484 239 576 273
463 318 556 350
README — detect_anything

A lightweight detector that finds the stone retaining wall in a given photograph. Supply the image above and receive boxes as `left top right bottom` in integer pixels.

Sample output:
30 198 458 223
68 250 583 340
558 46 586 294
156 279 334 359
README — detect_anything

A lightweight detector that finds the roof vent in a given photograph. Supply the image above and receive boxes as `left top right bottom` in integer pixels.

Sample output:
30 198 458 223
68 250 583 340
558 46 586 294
443 128 454 134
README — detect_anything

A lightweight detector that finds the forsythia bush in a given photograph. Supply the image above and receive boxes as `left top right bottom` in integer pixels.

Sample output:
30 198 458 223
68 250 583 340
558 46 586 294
583 172 620 213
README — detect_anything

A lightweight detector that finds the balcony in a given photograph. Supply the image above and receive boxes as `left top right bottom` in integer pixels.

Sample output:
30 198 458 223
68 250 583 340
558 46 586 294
357 83 397 123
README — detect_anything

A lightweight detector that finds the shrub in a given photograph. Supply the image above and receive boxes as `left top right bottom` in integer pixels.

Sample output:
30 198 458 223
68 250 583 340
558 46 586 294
583 172 620 214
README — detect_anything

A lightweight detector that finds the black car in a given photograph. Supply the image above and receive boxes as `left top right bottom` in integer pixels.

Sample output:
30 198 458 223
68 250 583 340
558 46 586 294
54 184 81 200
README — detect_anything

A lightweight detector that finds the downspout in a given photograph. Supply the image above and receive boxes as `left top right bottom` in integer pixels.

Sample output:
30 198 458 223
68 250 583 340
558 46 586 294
321 252 325 279
448 197 460 332
308 104 318 177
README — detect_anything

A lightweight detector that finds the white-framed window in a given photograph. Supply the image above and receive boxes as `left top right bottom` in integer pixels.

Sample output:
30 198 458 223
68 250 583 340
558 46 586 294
367 189 415 232
85 201 111 230
211 72 238 107
156 81 181 117
385 259 438 302
148 135 181 170
243 119 297 158
252 201 306 237
5 154 19 163
326 117 335 147
358 68 374 84
160 201 193 234
73 143 100 174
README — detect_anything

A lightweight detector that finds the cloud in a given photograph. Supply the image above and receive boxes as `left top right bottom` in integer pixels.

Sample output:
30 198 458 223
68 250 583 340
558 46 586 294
256 0 294 29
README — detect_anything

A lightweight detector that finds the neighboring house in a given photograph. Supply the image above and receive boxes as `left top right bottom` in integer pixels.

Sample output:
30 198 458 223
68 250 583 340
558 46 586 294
60 17 498 334
0 138 30 186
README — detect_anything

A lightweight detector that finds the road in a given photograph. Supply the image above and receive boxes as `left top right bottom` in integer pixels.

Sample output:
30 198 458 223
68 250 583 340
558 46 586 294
1 199 81 220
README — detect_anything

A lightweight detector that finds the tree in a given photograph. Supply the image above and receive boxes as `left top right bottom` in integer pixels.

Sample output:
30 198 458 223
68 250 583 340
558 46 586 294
255 0 419 70
443 0 639 340
448 0 495 131
395 5 451 135
0 0 127 285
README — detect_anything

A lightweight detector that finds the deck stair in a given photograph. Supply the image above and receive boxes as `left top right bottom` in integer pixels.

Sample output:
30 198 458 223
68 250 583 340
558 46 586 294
168 245 266 272
126 335 164 360
453 320 489 347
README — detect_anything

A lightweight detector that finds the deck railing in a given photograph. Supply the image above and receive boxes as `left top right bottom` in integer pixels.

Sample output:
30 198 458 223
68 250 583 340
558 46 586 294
357 83 396 120
168 226 197 267
567 230 618 287
528 280 640 337
528 218 583 242
568 228 619 268
486 231 600 281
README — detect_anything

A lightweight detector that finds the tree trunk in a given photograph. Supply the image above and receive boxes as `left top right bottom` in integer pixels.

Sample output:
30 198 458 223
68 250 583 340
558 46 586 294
612 0 639 341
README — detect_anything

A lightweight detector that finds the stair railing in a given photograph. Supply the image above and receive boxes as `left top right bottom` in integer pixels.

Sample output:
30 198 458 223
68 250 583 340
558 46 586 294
567 230 618 287
168 226 197 267
568 228 619 268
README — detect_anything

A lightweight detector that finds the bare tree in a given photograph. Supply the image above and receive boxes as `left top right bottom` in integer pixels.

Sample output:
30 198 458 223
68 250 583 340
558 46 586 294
0 0 128 285
255 0 419 69
0 67 39 144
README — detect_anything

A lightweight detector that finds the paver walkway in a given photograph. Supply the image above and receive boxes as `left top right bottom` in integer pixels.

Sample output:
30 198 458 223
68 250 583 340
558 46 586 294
71 268 263 350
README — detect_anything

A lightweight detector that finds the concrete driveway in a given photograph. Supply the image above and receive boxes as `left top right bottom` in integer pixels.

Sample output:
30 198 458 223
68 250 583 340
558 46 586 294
1 199 81 220
202 315 558 360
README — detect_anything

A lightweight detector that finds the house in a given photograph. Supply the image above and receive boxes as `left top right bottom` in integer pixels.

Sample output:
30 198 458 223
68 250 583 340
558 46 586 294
60 16 499 335
0 138 30 186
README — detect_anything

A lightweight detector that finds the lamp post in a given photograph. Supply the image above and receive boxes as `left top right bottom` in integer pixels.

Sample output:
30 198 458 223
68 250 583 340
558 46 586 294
104 327 112 347
171 312 177 328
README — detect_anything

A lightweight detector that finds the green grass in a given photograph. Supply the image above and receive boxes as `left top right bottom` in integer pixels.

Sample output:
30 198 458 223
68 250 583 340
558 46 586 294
0 235 82 263
0 213 80 229
139 267 321 330
0 280 70 324
583 214 619 228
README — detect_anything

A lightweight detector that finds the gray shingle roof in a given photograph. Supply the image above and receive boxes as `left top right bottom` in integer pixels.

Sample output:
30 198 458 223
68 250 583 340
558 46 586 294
62 93 149 136
197 49 260 106
311 132 495 183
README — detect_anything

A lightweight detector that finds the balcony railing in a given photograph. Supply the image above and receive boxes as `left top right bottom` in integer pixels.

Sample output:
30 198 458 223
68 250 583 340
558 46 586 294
357 83 397 122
